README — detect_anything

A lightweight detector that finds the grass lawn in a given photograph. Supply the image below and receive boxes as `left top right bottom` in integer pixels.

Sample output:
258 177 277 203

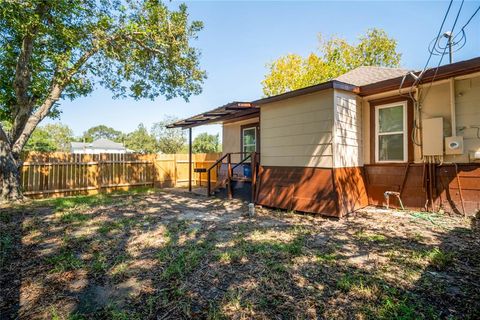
1 188 479 319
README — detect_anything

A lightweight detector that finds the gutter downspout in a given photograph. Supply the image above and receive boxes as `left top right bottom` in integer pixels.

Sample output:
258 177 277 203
450 78 456 136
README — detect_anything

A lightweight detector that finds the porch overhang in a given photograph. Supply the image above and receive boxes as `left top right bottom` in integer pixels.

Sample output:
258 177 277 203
166 101 259 129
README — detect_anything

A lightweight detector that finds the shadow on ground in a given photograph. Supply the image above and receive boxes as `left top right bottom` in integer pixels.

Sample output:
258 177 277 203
1 189 479 319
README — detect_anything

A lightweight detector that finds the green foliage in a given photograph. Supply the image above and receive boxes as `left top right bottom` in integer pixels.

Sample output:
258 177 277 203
124 123 158 153
46 248 84 273
51 194 116 211
192 132 220 153
151 115 186 154
354 230 388 242
426 248 454 270
262 28 401 96
161 242 210 281
0 233 14 267
82 125 124 143
23 123 74 152
24 126 57 152
59 212 91 224
0 0 205 154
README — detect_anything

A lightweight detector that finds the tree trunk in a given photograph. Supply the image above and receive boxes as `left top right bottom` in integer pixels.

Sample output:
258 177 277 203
0 140 23 203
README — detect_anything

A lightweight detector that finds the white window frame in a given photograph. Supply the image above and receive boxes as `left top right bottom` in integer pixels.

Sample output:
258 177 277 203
242 127 257 155
375 101 408 163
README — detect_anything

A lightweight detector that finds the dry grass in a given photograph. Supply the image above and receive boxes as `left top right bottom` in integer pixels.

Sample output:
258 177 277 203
1 189 479 319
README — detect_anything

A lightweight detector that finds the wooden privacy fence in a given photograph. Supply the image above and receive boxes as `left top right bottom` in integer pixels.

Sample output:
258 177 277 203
20 152 222 198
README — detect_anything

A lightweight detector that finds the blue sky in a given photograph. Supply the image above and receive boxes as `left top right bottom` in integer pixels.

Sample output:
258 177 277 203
45 0 480 139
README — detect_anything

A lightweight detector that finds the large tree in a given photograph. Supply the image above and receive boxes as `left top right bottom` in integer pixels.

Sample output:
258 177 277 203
192 132 220 154
24 126 57 152
124 123 158 154
25 123 74 151
82 125 124 143
0 0 205 201
262 28 401 96
151 115 186 154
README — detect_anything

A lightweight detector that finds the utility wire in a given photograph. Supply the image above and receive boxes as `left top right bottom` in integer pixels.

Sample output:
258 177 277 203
432 4 480 55
398 0 454 98
421 0 464 104
413 0 454 87
400 0 464 147
458 5 480 32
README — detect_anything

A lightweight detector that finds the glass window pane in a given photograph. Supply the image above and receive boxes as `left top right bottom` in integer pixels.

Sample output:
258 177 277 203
243 145 256 153
379 106 403 133
379 134 404 161
243 128 256 146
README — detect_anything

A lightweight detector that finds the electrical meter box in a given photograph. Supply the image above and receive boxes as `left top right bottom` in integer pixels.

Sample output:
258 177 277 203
422 117 444 156
445 136 464 155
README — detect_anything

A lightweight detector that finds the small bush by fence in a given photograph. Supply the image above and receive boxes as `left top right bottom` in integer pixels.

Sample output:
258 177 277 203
20 152 221 198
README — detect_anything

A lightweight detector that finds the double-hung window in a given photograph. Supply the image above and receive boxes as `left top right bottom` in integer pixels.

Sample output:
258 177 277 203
375 101 408 162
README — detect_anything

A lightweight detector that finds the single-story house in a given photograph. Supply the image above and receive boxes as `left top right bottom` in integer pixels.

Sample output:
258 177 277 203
168 57 480 217
70 138 128 154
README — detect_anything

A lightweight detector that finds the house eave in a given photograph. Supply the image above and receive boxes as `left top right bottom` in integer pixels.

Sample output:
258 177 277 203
166 102 258 129
167 56 480 130
359 57 480 96
252 80 359 106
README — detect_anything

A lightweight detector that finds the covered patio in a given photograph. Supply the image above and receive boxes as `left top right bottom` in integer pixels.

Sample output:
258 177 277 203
167 102 260 201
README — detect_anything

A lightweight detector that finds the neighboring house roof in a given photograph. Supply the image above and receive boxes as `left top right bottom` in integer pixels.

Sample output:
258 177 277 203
70 138 125 150
70 142 88 149
334 66 410 86
90 138 125 150
168 57 480 128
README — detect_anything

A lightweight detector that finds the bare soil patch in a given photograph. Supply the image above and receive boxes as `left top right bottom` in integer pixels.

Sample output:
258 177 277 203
1 188 479 319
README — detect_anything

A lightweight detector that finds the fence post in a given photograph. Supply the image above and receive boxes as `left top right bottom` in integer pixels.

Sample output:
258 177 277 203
173 154 177 187
97 154 105 193
151 154 156 187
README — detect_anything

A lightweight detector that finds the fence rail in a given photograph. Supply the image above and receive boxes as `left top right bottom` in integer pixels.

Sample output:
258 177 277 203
20 152 221 198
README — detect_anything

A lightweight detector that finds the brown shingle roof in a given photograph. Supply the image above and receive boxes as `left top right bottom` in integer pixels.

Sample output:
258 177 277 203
167 57 480 128
334 66 410 86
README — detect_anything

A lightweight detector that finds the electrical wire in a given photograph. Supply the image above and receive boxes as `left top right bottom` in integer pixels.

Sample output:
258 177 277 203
431 4 480 55
410 0 454 90
428 30 466 56
398 0 466 148
456 5 480 34
400 0 455 101
420 0 465 105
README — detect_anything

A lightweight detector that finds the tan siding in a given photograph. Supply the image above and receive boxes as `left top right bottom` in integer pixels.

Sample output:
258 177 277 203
415 82 451 161
414 78 480 163
453 77 480 162
261 155 333 167
261 121 332 138
222 117 259 163
333 90 363 168
362 75 480 164
363 101 371 164
260 90 334 168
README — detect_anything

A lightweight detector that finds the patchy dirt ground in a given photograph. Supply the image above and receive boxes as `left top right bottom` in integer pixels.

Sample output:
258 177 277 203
1 188 479 319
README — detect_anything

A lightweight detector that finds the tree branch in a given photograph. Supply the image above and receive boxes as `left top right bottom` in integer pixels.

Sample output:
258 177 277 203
11 48 97 155
11 84 62 155
0 123 11 146
11 2 48 144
